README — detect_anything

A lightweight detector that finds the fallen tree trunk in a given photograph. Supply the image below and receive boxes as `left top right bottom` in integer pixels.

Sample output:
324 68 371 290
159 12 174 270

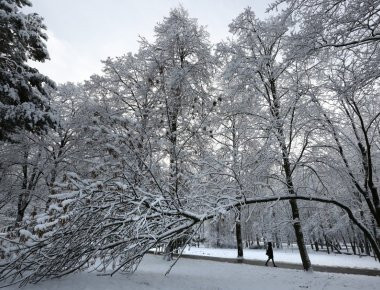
1 192 379 287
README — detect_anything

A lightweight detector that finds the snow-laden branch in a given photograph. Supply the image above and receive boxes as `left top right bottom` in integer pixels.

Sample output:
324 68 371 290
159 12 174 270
1 177 379 288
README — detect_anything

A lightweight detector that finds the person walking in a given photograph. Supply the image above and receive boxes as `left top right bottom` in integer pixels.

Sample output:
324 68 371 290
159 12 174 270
265 242 277 267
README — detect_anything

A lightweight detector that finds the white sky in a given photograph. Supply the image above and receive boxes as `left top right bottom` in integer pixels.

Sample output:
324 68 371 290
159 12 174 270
26 0 273 84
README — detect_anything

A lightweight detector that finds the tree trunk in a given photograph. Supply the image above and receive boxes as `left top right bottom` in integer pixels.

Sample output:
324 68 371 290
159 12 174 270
270 78 312 271
15 152 29 226
350 238 357 255
281 132 312 269
216 217 221 248
324 235 330 254
235 208 243 258
289 199 312 270
341 235 348 253
364 237 371 256
15 149 42 226
15 191 29 226
164 242 173 261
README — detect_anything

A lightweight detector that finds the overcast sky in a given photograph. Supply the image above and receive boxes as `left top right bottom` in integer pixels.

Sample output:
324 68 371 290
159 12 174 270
26 0 273 84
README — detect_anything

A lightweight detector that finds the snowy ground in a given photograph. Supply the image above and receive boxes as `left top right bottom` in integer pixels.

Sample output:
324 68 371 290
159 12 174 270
183 246 380 270
6 254 380 290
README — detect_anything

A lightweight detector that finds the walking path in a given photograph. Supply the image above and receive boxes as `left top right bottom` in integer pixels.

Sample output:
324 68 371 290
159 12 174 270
163 253 380 276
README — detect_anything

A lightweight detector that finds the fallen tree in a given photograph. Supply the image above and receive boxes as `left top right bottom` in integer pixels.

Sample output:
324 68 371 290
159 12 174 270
0 173 379 287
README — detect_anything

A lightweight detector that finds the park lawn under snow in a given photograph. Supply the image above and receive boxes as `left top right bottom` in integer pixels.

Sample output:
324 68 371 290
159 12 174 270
183 246 380 270
6 254 380 290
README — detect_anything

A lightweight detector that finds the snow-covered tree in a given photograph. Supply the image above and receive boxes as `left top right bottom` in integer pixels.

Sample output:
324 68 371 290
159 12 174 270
275 0 380 253
0 0 56 140
303 47 380 251
272 0 380 50
219 8 314 270
0 83 94 228
144 6 215 205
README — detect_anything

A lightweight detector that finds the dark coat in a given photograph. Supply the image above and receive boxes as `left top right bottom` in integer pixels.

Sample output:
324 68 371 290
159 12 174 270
266 244 274 259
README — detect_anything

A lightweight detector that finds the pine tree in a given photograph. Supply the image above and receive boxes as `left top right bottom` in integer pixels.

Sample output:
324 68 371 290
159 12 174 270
0 0 56 140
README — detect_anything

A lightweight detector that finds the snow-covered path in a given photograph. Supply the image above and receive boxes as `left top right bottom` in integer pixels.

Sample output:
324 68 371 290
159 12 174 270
183 247 380 270
7 254 380 290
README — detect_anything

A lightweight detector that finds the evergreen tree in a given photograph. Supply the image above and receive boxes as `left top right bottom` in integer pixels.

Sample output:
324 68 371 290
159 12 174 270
0 0 56 140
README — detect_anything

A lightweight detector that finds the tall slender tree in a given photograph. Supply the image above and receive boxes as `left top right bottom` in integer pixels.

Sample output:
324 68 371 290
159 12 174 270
220 8 313 270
